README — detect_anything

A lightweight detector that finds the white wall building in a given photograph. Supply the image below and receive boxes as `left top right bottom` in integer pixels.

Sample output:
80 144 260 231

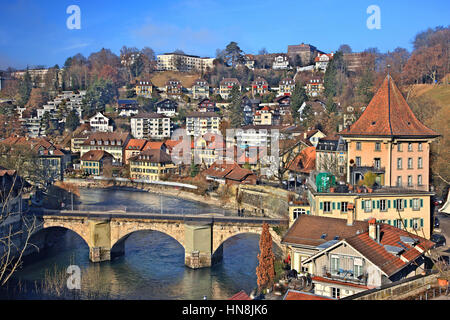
131 113 171 139
89 112 113 132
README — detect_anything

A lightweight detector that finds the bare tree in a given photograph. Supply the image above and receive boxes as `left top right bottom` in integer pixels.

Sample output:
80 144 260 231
0 167 39 286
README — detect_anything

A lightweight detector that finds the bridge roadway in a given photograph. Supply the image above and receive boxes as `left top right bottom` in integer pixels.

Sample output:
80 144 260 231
28 208 288 269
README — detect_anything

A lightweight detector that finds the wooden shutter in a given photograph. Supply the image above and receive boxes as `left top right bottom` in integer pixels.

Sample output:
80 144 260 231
420 199 423 208
320 202 323 210
388 200 391 209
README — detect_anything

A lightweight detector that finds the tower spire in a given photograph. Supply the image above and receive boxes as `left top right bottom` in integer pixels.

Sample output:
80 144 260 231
387 65 393 135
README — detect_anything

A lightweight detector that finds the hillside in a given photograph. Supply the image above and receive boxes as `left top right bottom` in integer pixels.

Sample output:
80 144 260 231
149 71 201 88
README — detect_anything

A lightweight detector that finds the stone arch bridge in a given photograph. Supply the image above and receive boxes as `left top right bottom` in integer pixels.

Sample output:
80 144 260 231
31 210 288 269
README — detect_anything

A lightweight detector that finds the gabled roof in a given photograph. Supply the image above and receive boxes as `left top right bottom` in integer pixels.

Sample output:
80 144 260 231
229 290 251 300
128 148 172 164
340 75 439 138
80 150 113 161
125 139 147 151
301 221 435 278
287 146 316 174
282 215 368 248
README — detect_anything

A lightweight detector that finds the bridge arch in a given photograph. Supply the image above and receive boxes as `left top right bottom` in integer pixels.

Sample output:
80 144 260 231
211 224 283 259
40 217 91 247
109 219 186 250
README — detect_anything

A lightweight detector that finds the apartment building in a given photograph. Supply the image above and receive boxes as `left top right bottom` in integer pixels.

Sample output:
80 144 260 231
186 112 221 136
157 53 214 72
80 132 131 164
191 79 210 99
135 79 153 98
219 78 241 100
251 77 269 96
131 113 171 140
129 149 177 181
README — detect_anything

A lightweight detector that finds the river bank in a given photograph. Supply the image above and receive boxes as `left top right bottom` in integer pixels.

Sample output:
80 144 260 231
64 178 239 213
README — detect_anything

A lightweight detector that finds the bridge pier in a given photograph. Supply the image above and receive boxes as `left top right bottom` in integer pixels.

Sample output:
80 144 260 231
88 219 112 263
184 222 220 269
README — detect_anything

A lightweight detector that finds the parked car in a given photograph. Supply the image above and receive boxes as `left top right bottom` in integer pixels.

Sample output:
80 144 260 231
434 217 440 229
430 233 446 247
432 197 443 206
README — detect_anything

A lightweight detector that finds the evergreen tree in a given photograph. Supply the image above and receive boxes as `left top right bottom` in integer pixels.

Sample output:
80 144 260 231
290 84 308 123
18 71 33 107
66 109 80 131
323 51 346 99
228 85 243 127
82 78 117 116
256 223 275 293
224 42 244 68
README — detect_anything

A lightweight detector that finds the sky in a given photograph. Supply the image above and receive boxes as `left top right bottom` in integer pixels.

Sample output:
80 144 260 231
0 0 449 70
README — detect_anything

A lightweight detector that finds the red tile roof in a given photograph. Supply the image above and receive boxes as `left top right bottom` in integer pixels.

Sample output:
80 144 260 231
125 139 147 151
344 224 435 277
229 290 251 300
341 75 439 137
80 150 114 162
284 290 334 300
287 146 316 173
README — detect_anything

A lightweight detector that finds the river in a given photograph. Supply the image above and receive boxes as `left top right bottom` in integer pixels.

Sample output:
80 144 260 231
5 187 281 300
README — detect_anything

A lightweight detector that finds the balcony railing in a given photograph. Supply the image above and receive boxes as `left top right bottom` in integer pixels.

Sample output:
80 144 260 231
321 266 368 286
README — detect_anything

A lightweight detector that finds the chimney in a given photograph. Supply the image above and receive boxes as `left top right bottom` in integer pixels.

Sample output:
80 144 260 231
347 209 354 226
368 218 377 240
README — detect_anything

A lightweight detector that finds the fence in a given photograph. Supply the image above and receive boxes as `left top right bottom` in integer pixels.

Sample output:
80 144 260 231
343 270 450 300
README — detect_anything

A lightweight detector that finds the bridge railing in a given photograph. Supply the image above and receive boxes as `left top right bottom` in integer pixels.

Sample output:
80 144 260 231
28 208 288 226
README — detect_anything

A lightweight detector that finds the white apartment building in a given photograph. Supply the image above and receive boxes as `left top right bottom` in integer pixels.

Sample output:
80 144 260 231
157 53 214 72
89 112 113 132
186 112 221 136
131 113 171 139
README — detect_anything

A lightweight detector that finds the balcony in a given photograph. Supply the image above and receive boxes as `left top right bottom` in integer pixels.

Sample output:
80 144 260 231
320 266 368 286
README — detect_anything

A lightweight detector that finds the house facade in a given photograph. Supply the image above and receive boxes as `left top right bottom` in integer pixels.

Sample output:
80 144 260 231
272 54 290 70
192 79 210 99
219 78 241 100
80 132 131 165
251 77 269 96
278 78 295 96
80 150 114 176
129 149 177 181
135 79 153 98
155 99 178 117
89 112 113 132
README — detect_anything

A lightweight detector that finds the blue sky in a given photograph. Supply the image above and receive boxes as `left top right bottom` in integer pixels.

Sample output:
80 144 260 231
0 0 449 69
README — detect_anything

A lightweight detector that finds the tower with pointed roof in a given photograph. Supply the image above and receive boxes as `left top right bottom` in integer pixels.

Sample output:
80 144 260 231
340 74 440 190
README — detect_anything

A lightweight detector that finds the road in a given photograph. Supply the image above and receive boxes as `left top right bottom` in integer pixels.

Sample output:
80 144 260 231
432 207 450 258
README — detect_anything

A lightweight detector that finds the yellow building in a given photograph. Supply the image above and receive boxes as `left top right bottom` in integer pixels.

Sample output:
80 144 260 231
129 149 177 181
135 79 153 98
305 182 433 239
80 150 113 176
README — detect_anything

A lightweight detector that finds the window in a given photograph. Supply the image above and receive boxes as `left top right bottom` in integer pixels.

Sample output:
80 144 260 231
356 142 361 150
354 258 364 278
374 158 381 169
397 158 402 169
323 202 332 213
408 175 413 187
293 208 306 220
380 199 387 212
397 143 402 152
418 157 423 169
356 157 361 167
375 142 381 151
412 198 420 210
412 218 421 230
363 200 372 212
396 219 405 229
395 199 404 210
408 158 413 169
332 287 341 299
418 175 423 186
396 176 402 187
341 202 348 213
330 255 340 274
408 143 413 152
418 143 423 151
